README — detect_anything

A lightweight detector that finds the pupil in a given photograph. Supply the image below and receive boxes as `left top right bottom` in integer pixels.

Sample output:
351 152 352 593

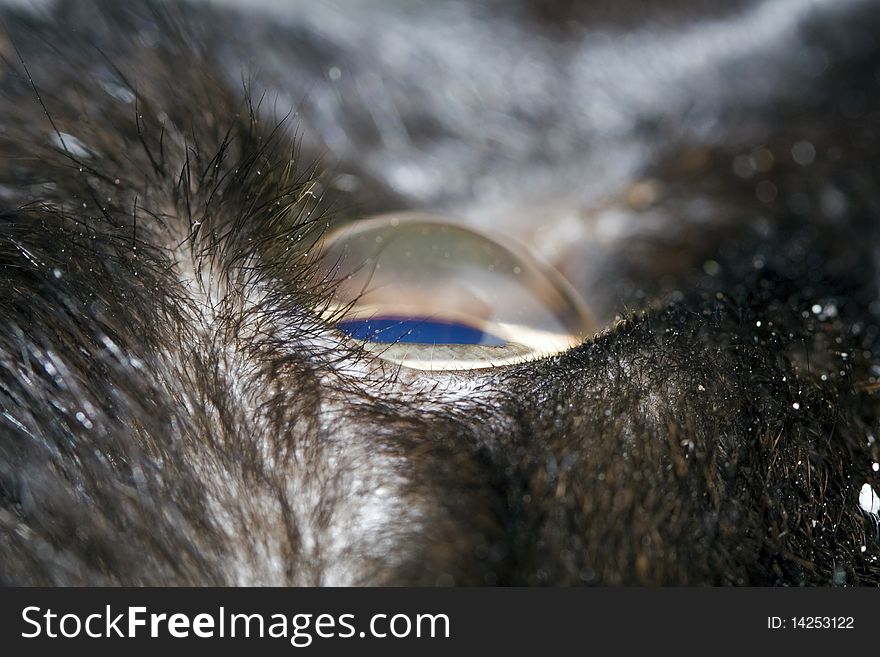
337 317 507 346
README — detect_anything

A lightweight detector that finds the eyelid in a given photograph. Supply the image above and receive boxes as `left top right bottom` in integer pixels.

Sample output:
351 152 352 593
315 212 595 371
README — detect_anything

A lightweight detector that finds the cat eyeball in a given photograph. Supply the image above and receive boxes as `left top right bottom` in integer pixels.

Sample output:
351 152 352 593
315 213 595 371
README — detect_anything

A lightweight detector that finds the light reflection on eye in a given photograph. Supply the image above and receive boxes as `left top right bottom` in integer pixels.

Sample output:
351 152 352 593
336 317 507 346
316 213 595 371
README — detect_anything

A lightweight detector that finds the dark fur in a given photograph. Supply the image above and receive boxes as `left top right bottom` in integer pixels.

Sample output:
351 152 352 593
1 0 879 585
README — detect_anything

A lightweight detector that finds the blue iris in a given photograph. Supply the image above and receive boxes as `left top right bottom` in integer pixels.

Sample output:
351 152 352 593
337 317 506 346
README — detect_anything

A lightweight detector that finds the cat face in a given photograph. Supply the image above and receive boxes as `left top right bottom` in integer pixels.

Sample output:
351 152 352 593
0 0 878 585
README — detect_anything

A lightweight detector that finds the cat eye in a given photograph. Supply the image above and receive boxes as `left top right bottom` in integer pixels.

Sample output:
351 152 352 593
315 213 595 371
